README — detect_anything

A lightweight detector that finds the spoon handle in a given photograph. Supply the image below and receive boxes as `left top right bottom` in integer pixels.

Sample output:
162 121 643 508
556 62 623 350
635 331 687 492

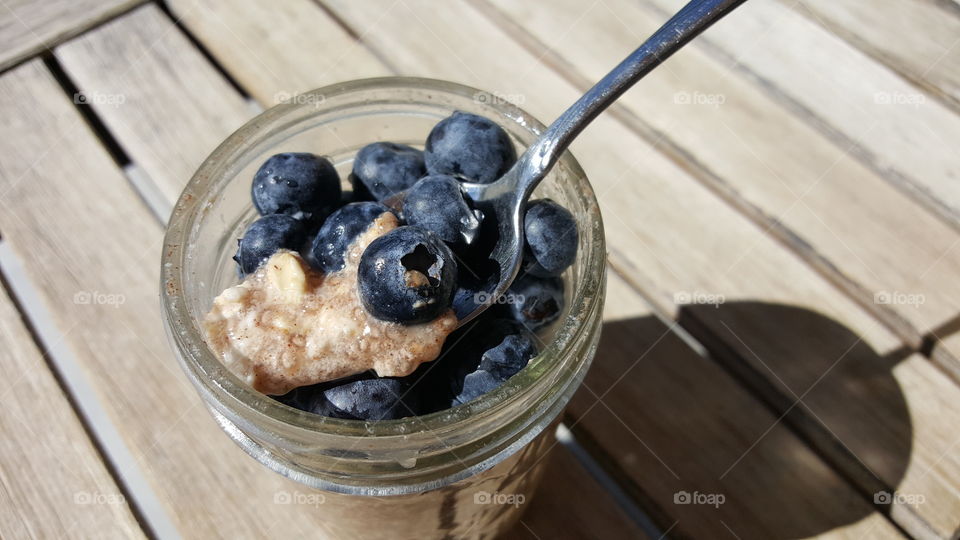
515 0 746 197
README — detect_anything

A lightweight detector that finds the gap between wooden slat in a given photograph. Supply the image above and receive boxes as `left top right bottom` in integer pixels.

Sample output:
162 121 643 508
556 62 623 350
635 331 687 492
308 0 404 74
154 0 253 100
555 423 666 538
0 1 148 76
42 55 174 223
41 56 131 167
0 241 181 540
604 258 939 539
638 0 960 236
786 1 960 114
125 164 173 223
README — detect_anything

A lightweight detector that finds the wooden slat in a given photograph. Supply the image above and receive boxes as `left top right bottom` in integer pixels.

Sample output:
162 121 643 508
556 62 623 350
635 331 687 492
932 331 960 383
565 274 903 538
479 0 960 351
0 275 144 538
788 0 960 108
640 0 960 229
0 0 142 72
56 4 251 210
503 444 651 540
170 0 959 535
167 0 392 107
46 6 638 537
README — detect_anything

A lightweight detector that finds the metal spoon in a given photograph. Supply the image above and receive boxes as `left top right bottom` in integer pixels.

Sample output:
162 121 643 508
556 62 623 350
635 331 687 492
400 0 746 326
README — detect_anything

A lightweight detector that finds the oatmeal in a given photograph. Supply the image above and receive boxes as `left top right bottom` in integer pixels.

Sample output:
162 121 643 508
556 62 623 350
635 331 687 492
204 212 458 395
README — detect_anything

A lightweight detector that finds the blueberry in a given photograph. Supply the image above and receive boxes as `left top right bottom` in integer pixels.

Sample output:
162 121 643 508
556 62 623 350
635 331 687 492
306 202 392 273
233 214 307 276
358 226 457 323
506 274 564 332
454 370 502 405
351 142 426 201
324 376 420 420
276 374 420 420
452 271 498 320
402 175 482 246
252 152 341 222
424 112 516 183
523 199 578 277
274 383 335 416
450 319 538 406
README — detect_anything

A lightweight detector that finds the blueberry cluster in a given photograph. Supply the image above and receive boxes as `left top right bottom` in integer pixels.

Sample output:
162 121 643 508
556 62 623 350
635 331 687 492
232 111 580 420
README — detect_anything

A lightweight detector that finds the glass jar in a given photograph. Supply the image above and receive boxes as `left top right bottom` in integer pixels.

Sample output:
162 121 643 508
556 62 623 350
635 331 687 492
161 77 605 539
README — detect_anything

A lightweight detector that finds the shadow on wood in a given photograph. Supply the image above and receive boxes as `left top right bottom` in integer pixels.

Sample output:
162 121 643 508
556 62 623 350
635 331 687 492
560 302 910 538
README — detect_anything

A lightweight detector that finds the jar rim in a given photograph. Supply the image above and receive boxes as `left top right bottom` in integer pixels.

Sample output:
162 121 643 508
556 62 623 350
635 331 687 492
160 77 605 443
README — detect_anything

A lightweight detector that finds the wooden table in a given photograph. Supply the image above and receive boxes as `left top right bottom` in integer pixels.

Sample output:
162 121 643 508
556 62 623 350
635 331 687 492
1 1 958 538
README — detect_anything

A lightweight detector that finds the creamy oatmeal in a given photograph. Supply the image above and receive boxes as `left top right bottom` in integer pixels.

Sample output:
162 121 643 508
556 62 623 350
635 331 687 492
204 212 457 395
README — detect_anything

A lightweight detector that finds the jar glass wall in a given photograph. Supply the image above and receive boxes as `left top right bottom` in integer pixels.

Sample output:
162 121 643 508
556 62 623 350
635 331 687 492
161 78 605 538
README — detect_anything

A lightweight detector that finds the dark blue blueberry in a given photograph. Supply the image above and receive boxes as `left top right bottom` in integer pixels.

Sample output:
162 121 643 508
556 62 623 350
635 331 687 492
274 383 335 415
276 373 420 420
233 214 307 276
424 112 516 184
506 274 564 332
358 226 457 324
523 199 578 277
252 152 341 222
451 271 498 320
323 376 420 420
454 370 502 406
351 142 426 202
402 175 482 246
306 202 391 273
450 319 538 406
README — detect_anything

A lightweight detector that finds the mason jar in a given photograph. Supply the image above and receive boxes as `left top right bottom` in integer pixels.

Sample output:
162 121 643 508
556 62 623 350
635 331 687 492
161 77 605 539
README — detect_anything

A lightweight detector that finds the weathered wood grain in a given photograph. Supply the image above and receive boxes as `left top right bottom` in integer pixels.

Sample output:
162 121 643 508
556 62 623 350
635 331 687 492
640 0 960 230
167 0 392 107
479 0 960 351
41 7 643 537
0 273 144 538
56 4 251 212
0 0 143 72
932 331 960 384
788 0 960 109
